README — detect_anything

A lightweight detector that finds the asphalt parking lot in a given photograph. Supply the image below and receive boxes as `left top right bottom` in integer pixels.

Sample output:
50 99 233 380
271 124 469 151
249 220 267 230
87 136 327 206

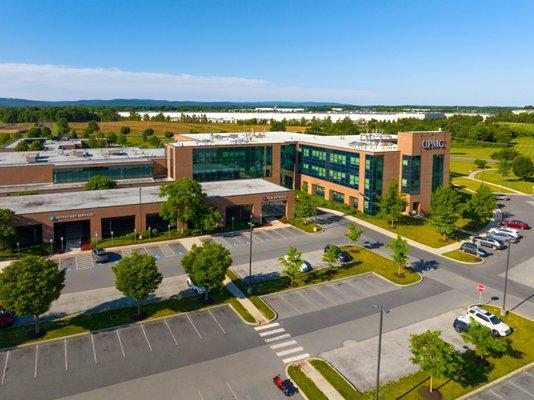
264 274 397 319
470 366 534 400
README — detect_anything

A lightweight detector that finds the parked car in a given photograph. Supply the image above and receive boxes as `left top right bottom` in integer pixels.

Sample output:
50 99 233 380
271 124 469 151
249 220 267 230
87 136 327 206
0 306 15 328
92 248 108 263
282 256 313 272
187 276 207 295
494 193 511 201
467 306 511 337
500 219 530 230
472 236 506 250
453 315 471 333
487 232 519 244
488 227 521 239
460 242 489 257
324 245 351 263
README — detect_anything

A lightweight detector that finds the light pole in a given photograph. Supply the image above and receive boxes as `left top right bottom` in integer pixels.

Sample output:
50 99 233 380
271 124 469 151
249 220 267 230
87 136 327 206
247 220 254 295
168 224 171 238
16 242 20 258
49 238 53 255
260 213 263 226
60 236 64 253
231 216 235 231
148 226 151 239
501 238 511 316
134 228 136 243
111 230 114 245
374 304 389 400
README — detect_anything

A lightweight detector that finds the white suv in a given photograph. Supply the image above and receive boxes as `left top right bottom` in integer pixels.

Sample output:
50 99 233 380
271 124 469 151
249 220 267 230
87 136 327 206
488 227 521 239
467 306 511 337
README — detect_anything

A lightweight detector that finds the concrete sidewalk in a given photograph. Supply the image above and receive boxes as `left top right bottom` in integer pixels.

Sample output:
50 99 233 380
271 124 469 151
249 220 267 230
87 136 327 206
468 168 524 194
224 277 267 324
299 360 344 400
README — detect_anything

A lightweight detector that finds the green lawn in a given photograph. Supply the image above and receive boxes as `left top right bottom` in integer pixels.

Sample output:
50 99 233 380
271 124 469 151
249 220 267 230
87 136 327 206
288 218 324 233
309 359 360 399
475 170 533 194
499 123 534 140
287 364 328 400
451 176 514 194
442 250 482 263
451 136 534 161
450 147 500 160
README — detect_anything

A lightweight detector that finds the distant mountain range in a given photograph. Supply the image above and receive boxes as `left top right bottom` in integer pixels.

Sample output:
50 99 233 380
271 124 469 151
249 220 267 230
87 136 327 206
0 98 348 108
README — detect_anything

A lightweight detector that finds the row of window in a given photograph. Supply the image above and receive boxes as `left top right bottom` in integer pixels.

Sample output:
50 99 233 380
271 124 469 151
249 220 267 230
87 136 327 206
53 164 154 183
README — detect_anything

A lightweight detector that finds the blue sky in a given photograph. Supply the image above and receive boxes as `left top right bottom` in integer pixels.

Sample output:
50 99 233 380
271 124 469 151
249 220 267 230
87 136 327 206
0 0 533 105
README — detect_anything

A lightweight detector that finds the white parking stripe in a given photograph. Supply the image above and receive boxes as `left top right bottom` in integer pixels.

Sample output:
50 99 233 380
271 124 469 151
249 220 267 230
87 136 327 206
208 310 226 334
298 291 321 309
276 347 304 357
264 333 291 343
282 353 310 364
1 351 9 385
255 322 279 331
160 244 174 257
270 340 298 350
141 324 153 351
507 380 534 397
280 295 302 313
116 330 126 357
64 339 68 371
198 391 206 400
259 328 286 337
187 314 203 339
164 319 178 345
226 382 238 399
90 334 97 364
34 345 38 378
524 370 534 378
311 286 338 305
489 389 506 399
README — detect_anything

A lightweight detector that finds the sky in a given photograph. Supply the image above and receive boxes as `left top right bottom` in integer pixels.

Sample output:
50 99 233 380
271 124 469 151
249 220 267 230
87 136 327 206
0 0 533 105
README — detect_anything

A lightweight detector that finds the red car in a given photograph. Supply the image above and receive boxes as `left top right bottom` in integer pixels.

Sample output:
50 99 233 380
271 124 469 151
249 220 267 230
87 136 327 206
500 219 530 230
0 306 15 328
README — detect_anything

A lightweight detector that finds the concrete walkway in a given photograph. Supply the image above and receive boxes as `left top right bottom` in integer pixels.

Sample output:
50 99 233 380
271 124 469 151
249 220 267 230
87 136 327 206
299 360 344 400
223 277 267 324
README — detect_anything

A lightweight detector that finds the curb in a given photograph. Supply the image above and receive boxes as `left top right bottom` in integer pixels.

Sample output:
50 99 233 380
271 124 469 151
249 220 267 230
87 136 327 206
307 357 360 395
439 253 485 265
285 363 311 400
226 302 258 326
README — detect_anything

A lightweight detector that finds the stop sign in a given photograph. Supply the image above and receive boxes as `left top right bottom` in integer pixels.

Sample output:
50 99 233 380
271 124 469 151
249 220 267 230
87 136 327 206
477 283 486 293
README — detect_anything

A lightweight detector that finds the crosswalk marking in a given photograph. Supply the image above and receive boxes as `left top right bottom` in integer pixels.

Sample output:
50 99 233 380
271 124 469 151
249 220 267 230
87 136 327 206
75 255 94 270
259 328 286 337
254 322 279 331
276 347 304 357
282 353 310 364
270 340 298 350
264 333 291 343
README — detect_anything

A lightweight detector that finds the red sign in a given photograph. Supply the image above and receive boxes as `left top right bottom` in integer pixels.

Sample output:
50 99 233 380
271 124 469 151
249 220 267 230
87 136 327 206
477 283 486 293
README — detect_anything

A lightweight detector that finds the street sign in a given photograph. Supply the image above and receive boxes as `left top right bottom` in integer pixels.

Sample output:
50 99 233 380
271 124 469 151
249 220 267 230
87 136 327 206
477 283 486 293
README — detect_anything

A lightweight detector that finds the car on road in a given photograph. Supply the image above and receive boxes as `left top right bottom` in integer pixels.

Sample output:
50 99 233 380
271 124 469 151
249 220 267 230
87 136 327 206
494 193 511 201
0 306 15 328
323 244 351 263
187 276 208 295
488 227 521 239
500 219 530 230
453 315 471 333
467 306 511 337
472 236 506 250
460 242 489 257
487 232 519 244
92 248 108 263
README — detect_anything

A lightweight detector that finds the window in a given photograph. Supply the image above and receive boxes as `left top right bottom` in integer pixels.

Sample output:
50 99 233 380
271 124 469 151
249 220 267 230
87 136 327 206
401 155 421 195
314 185 325 198
301 181 308 192
331 191 345 203
53 163 154 183
363 155 383 214
432 154 444 192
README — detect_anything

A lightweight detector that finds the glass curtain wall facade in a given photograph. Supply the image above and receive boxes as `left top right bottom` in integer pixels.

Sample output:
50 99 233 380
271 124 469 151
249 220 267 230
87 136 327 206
53 163 153 183
432 154 445 192
364 155 383 214
192 146 273 182
299 144 359 189
280 144 296 189
401 155 421 194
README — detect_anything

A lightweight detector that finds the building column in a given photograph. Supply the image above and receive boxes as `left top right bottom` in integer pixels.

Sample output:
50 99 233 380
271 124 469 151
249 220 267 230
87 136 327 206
90 217 102 243
251 199 263 223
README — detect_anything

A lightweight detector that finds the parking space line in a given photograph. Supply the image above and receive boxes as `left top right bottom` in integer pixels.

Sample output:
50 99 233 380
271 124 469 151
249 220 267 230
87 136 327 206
270 340 298 350
259 328 286 337
34 345 38 378
160 244 174 257
164 319 178 345
508 380 534 397
208 310 226 334
140 324 153 351
280 295 302 313
489 389 506 399
265 333 291 343
198 390 205 400
346 279 370 295
90 334 98 364
297 291 321 310
524 370 534 378
116 330 126 357
1 351 9 385
311 286 338 305
226 382 238 399
64 339 68 371
187 314 203 339
255 322 279 331
276 346 304 357
282 353 310 364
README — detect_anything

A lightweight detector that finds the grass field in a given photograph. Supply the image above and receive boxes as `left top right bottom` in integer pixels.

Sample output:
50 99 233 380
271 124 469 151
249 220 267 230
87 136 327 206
451 176 514 194
451 136 534 160
442 250 482 263
499 122 534 137
474 169 533 194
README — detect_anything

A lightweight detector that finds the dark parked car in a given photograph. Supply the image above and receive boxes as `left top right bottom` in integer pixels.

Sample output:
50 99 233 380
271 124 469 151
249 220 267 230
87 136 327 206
453 315 471 333
460 242 489 257
323 244 352 263
500 219 530 230
92 248 108 263
472 236 506 250
0 306 15 328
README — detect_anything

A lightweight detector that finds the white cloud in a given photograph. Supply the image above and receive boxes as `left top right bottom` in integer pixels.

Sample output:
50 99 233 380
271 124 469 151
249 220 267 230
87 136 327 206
0 63 376 102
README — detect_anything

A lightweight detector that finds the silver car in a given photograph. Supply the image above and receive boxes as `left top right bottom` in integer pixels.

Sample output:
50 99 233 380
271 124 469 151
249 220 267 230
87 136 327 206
488 232 518 244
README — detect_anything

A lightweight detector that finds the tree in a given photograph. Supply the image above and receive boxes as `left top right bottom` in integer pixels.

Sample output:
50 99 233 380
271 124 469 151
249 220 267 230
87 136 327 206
164 131 174 139
149 135 161 147
387 235 409 276
120 126 131 135
322 245 340 268
462 322 507 362
181 241 232 301
498 160 512 178
200 205 223 232
56 118 69 136
84 175 117 190
106 132 117 144
474 159 487 169
345 223 364 248
295 190 316 220
511 156 533 180
270 119 286 131
462 185 496 225
429 186 460 239
112 253 162 318
378 180 406 227
491 148 519 162
15 140 28 151
159 178 206 231
0 208 16 250
409 330 462 393
0 255 65 335
117 133 128 145
86 120 100 133
278 246 303 284
41 126 52 138
28 140 44 151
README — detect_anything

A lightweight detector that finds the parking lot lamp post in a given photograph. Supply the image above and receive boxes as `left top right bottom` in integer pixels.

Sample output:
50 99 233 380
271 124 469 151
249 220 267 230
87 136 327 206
148 226 151 239
501 238 511 316
134 228 136 243
374 304 389 400
247 220 254 294
111 231 114 246
260 213 263 226
16 242 20 258
60 236 64 253
168 224 171 238
232 216 235 231
49 238 53 255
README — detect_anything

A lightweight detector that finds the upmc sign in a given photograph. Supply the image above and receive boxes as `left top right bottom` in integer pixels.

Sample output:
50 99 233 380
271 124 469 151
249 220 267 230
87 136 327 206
421 139 446 149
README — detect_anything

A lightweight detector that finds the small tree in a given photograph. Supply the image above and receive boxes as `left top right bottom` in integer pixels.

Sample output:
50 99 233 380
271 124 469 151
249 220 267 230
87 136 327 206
159 178 206 232
345 223 364 249
117 134 128 145
462 185 496 226
278 246 303 284
322 245 340 268
0 255 65 335
112 253 162 318
149 135 161 147
512 156 533 180
120 126 131 135
270 119 286 131
200 205 223 232
15 140 28 151
181 241 232 301
462 321 508 363
387 235 409 276
410 330 462 393
0 208 16 250
378 180 406 227
491 148 519 162
86 120 100 133
474 159 487 169
498 160 512 178
429 186 460 239
295 191 316 220
28 140 44 151
164 131 174 139
84 175 117 190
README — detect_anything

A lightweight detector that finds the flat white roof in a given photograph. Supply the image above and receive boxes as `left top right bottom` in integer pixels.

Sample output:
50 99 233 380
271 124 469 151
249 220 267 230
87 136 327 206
0 179 290 215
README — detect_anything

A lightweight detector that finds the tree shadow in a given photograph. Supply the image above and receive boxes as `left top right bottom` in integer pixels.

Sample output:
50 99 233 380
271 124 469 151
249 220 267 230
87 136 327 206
395 376 430 399
363 240 384 250
409 259 439 273
452 350 493 388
